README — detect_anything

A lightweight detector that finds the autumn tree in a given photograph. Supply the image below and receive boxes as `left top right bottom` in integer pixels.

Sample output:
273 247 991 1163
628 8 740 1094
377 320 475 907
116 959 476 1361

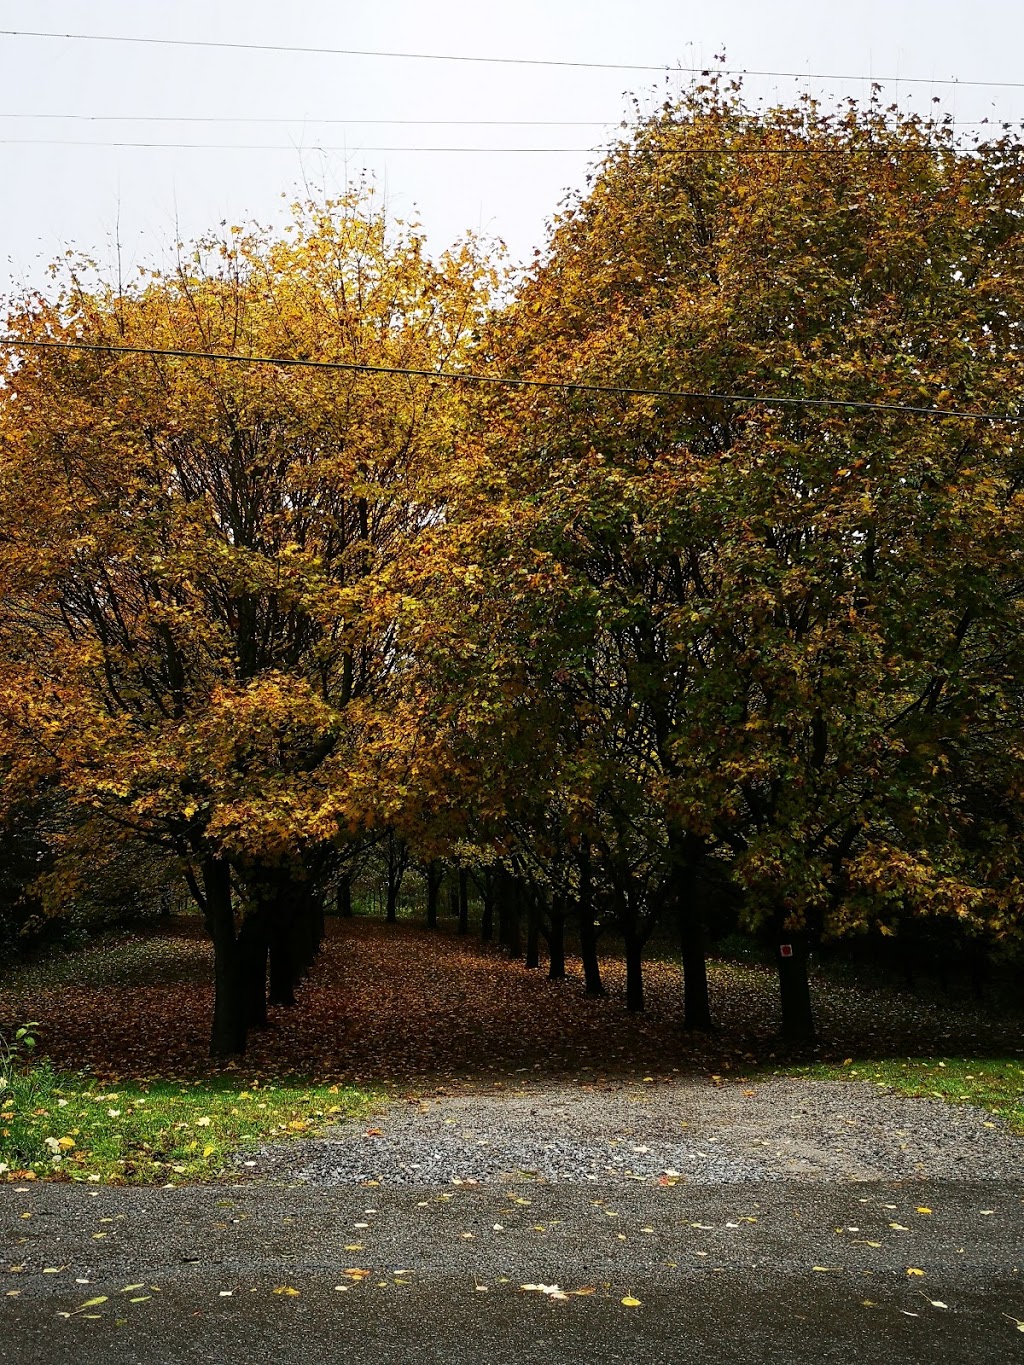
432 80 1024 1041
0 188 492 1054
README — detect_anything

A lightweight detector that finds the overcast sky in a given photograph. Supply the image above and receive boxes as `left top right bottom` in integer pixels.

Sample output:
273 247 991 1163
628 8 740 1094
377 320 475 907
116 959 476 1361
2 1 1023 299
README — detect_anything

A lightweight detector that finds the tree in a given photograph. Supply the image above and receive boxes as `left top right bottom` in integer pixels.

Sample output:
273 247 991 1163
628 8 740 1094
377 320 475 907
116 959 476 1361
434 80 1024 1041
0 188 491 1054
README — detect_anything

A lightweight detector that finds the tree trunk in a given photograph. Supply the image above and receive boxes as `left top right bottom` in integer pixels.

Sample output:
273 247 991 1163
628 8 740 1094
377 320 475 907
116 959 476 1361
238 910 269 1029
578 840 605 997
678 867 713 1031
548 902 566 980
268 909 296 1007
458 867 469 935
480 889 494 942
202 855 247 1057
385 835 407 923
292 884 316 977
624 933 644 1012
507 881 522 959
525 902 540 969
336 876 353 918
425 861 442 929
312 895 325 953
776 934 816 1044
497 872 511 949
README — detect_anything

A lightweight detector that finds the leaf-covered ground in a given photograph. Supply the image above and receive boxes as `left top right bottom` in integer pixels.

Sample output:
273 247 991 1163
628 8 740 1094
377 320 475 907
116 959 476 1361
1 916 1020 1087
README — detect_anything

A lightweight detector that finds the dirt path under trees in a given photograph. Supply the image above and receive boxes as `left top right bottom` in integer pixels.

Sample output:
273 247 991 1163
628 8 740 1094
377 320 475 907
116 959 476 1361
1 918 1018 1085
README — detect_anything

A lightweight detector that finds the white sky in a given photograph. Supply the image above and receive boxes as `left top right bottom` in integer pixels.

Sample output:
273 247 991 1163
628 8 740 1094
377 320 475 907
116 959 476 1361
2 1 1023 299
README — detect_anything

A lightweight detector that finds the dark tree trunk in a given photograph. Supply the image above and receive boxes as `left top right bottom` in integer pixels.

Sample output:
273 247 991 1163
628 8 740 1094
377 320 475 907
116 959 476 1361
548 902 566 981
776 934 816 1044
458 867 469 935
507 881 522 959
480 881 494 943
292 883 316 978
385 835 408 923
448 881 460 919
624 932 645 1012
202 855 247 1057
678 867 713 1031
312 896 325 953
578 840 605 997
238 910 269 1029
497 872 511 949
268 912 296 1007
336 876 353 918
525 901 540 969
425 861 442 929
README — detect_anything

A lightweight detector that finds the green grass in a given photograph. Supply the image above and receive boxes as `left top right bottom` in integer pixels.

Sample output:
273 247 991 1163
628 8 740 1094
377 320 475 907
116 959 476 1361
784 1056 1024 1134
1 1069 379 1185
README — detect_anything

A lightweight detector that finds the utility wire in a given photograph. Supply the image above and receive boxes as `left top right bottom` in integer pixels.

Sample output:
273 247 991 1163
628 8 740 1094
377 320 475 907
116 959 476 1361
0 114 625 126
0 139 997 155
2 28 1022 91
0 113 1011 128
2 337 1017 425
0 139 600 153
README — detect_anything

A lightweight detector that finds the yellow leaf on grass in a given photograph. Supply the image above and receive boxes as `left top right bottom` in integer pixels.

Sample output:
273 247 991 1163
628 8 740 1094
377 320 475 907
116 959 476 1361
906 1268 925 1277
916 1207 932 1215
203 1145 216 1159
76 1296 108 1309
621 1296 642 1307
273 1286 300 1296
572 1287 597 1296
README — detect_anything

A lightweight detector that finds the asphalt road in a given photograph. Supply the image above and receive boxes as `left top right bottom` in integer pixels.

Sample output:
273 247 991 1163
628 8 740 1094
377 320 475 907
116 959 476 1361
3 1178 1023 1363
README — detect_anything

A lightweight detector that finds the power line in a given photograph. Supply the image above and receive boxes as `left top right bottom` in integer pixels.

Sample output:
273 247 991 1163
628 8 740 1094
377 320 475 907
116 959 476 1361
0 114 624 127
2 28 1023 92
0 139 996 156
0 139 599 153
2 337 1017 425
0 113 1010 129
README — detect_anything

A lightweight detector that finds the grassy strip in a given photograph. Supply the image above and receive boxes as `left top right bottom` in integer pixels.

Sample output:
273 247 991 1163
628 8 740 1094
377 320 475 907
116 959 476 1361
1 1066 379 1184
787 1056 1024 1134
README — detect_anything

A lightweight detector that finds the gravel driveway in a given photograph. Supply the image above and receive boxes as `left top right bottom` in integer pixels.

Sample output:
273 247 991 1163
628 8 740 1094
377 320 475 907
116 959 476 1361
248 1075 1024 1187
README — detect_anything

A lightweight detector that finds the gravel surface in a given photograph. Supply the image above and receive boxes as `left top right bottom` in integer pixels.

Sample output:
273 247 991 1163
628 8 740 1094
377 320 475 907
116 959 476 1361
245 1076 1024 1187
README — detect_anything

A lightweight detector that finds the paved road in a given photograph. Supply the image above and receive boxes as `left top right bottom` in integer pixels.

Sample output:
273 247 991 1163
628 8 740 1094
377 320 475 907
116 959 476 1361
3 1178 1023 1363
